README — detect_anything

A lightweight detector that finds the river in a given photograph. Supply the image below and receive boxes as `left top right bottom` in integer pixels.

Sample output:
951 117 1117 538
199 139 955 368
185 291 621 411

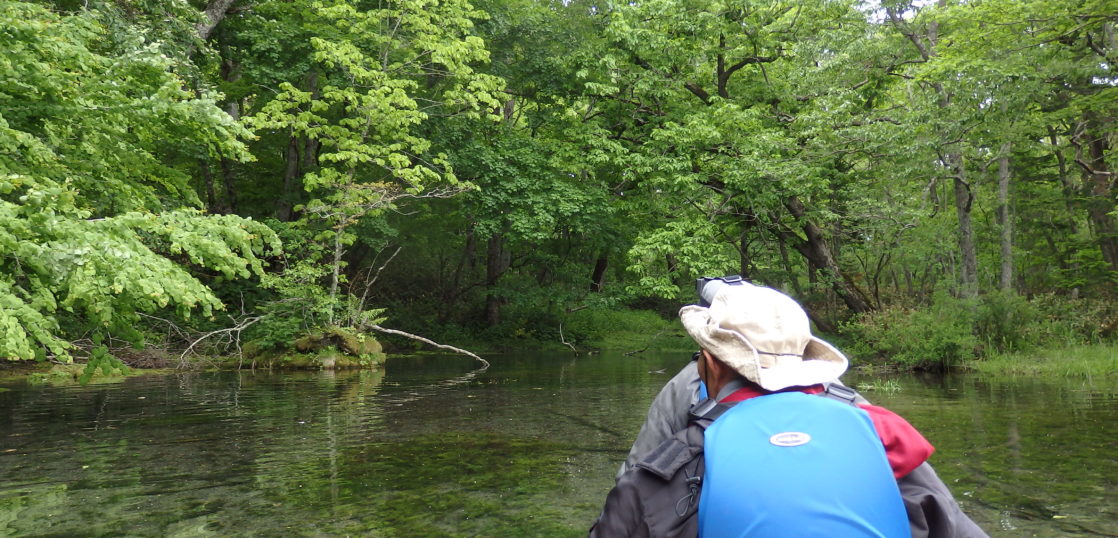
1 352 1115 536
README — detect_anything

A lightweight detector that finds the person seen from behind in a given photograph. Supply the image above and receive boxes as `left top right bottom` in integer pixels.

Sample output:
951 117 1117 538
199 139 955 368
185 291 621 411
589 279 987 537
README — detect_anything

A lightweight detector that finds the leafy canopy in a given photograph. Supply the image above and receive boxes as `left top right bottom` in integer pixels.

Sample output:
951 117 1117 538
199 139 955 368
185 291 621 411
0 1 279 362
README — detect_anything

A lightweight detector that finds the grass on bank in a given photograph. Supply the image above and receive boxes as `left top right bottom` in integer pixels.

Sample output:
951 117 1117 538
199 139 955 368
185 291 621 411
964 344 1118 377
560 307 692 352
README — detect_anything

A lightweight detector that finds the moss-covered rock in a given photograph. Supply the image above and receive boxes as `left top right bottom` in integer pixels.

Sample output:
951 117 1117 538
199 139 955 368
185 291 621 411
249 327 387 370
293 327 383 357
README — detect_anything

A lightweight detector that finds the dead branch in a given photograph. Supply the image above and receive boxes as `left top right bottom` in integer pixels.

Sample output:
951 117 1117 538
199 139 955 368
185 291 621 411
196 0 237 40
354 245 403 320
138 313 192 341
558 323 579 355
368 325 489 369
179 316 260 368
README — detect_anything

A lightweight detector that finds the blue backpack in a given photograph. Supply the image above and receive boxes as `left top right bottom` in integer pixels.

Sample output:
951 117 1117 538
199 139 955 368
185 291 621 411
698 391 911 537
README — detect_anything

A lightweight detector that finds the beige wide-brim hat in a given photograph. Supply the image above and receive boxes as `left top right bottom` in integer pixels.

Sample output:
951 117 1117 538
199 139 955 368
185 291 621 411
679 283 848 391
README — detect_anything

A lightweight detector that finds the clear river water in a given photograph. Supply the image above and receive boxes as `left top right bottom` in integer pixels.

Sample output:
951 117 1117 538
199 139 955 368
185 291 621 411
1 351 1115 537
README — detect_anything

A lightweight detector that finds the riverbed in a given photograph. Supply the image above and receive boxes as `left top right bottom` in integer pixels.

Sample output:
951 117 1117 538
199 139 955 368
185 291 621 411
1 352 1114 536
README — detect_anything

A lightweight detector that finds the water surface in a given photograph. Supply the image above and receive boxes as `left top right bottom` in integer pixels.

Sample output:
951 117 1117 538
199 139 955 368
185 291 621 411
1 352 1114 536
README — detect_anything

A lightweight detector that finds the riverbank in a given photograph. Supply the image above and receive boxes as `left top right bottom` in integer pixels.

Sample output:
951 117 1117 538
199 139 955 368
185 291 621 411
0 362 175 387
3 315 1114 385
963 344 1118 377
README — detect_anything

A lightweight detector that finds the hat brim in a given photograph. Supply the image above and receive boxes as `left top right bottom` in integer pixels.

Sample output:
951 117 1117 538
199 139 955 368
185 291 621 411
680 305 848 391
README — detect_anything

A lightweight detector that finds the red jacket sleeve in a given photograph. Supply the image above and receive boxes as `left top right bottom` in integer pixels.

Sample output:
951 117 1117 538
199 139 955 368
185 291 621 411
858 404 935 479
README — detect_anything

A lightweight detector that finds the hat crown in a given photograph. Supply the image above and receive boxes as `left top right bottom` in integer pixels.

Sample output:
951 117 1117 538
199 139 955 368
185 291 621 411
709 285 811 356
678 282 848 391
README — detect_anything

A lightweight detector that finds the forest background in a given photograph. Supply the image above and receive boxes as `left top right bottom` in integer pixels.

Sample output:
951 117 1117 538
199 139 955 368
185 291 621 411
2 0 1116 377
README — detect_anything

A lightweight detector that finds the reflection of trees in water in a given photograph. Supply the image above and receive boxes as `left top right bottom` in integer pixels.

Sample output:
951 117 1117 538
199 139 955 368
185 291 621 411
251 366 498 512
375 365 488 407
4 363 1116 536
0 369 400 535
883 374 1118 537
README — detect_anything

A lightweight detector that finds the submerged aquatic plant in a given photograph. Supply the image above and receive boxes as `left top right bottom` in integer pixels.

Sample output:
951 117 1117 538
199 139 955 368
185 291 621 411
855 379 902 394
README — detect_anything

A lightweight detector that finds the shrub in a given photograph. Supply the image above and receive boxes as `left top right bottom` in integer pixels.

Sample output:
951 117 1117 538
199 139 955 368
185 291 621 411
842 293 979 370
843 291 1117 370
560 307 684 351
974 290 1042 353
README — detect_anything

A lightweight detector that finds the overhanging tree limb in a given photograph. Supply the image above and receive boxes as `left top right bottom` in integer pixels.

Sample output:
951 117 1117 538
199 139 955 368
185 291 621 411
368 325 489 369
196 0 238 40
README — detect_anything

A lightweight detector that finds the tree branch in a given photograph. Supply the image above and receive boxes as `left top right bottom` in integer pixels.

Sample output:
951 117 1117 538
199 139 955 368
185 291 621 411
179 316 260 368
631 53 711 104
368 325 489 368
558 323 579 355
196 0 238 40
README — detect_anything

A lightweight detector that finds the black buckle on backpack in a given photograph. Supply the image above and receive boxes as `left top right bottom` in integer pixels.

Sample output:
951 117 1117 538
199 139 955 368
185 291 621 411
821 383 858 406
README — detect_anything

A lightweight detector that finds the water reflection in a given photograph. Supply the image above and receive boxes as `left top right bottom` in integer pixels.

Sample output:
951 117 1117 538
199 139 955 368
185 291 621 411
1 354 1115 536
846 372 1118 537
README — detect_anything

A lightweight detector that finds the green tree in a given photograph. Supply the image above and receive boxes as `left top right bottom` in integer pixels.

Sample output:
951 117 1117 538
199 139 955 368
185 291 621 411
0 1 279 365
592 0 882 316
244 0 503 334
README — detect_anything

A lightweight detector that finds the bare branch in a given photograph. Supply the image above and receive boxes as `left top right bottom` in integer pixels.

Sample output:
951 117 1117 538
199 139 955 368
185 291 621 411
558 324 579 355
178 316 261 368
354 245 403 318
368 325 489 368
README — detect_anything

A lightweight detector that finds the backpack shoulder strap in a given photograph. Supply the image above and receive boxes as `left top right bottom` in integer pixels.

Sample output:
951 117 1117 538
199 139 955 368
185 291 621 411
635 399 733 480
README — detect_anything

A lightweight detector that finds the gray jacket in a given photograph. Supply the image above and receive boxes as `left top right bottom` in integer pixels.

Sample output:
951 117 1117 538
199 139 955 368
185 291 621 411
598 362 988 538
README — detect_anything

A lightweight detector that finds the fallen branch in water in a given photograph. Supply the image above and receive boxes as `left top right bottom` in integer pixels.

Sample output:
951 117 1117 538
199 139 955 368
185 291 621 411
368 325 489 369
558 323 580 355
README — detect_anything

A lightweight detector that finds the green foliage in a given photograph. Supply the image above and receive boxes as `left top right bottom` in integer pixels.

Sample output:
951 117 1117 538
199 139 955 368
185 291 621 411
845 290 1117 370
973 291 1044 353
0 1 252 212
626 219 741 300
242 0 503 336
0 173 280 362
6 0 1117 369
967 344 1118 378
0 1 280 364
245 221 385 353
560 307 685 351
842 293 980 370
78 340 128 384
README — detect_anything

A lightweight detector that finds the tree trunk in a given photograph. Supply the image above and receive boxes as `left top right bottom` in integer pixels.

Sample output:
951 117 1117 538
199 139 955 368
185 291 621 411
328 219 347 326
1083 122 1118 272
485 234 509 327
775 233 802 297
782 197 874 313
218 56 241 214
196 0 238 40
278 135 300 221
590 254 608 292
451 221 476 292
275 72 319 221
738 223 753 279
950 154 978 297
220 153 237 214
200 159 218 211
889 2 979 297
302 71 320 172
997 145 1014 292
